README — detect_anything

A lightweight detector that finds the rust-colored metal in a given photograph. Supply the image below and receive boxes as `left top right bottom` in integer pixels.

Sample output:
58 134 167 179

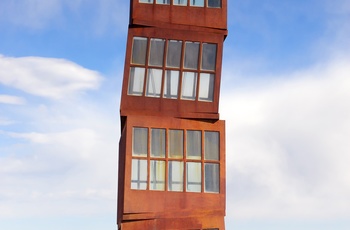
130 0 228 32
118 1 228 229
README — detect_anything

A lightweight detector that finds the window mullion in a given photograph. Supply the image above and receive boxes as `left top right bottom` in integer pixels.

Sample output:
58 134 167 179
160 39 168 98
178 40 185 101
183 128 187 192
196 42 203 101
147 127 151 190
201 130 205 193
142 37 151 96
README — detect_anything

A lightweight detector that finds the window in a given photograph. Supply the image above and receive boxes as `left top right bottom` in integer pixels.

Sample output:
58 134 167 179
207 0 221 8
131 127 220 193
190 0 204 7
128 67 145 96
199 73 214 101
149 38 165 67
187 162 201 192
139 0 221 8
201 43 217 71
184 41 200 69
187 130 201 159
128 37 217 102
181 72 197 100
166 40 182 68
156 0 170 4
163 70 179 99
146 69 162 97
131 37 147 65
173 0 187 6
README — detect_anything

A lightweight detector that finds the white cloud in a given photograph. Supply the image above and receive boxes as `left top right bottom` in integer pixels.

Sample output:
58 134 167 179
0 95 25 105
0 55 102 100
221 57 350 220
0 117 14 126
0 96 118 218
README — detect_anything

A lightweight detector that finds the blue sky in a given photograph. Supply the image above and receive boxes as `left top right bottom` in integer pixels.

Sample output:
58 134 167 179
0 0 349 229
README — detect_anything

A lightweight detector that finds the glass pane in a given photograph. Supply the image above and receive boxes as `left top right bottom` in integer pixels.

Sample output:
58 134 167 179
168 130 183 158
190 0 204 7
156 0 170 4
187 130 201 159
132 127 148 156
201 43 217 71
163 70 179 99
128 67 145 96
149 38 165 66
146 69 162 97
131 37 147 65
181 72 197 100
205 163 219 193
166 40 182 68
204 131 219 160
151 128 165 158
184 41 199 69
207 0 221 8
139 0 154 3
168 161 184 191
131 159 147 190
198 73 214 102
150 160 165 191
173 0 187 6
186 162 201 192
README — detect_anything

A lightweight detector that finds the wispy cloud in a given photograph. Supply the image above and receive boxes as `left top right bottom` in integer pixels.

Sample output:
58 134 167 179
222 57 350 220
0 95 25 105
0 55 102 100
0 98 118 218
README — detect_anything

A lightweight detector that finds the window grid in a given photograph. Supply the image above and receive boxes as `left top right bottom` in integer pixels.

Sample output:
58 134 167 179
129 37 217 102
131 127 220 193
139 0 222 8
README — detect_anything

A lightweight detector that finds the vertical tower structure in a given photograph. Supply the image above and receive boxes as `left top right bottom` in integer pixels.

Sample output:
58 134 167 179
118 1 228 229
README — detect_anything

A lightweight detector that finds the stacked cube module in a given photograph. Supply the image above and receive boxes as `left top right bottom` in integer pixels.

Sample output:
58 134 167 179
118 1 228 229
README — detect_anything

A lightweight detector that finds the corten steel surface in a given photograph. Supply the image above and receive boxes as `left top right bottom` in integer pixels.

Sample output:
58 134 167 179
118 1 228 229
117 115 226 230
130 0 228 32
120 27 225 120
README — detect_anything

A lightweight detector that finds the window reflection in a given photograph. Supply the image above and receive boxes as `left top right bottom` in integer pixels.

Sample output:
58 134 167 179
173 0 187 6
184 41 199 69
149 38 165 67
156 0 170 4
186 130 201 159
163 70 179 99
150 160 165 190
186 162 202 192
201 43 217 71
131 37 147 65
207 0 221 8
168 161 184 191
128 67 145 96
199 73 214 102
181 72 197 100
190 0 204 7
131 159 148 190
205 163 219 193
146 69 163 97
151 128 166 157
168 130 184 158
132 127 148 156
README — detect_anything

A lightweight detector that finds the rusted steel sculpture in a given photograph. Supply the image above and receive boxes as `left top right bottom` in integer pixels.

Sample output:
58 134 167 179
118 1 228 229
